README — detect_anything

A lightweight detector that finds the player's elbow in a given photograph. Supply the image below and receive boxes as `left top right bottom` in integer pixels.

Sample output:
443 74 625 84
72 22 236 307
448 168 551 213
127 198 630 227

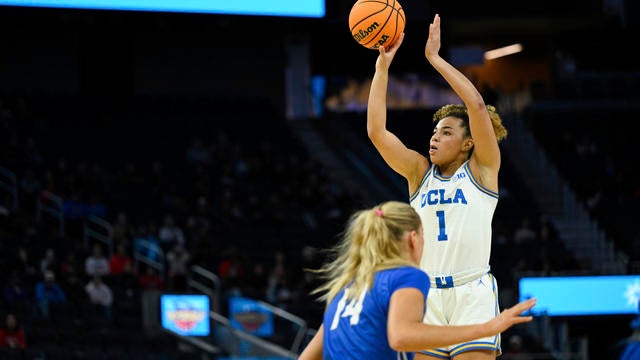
367 126 384 145
387 329 413 351
367 124 378 140
466 96 486 113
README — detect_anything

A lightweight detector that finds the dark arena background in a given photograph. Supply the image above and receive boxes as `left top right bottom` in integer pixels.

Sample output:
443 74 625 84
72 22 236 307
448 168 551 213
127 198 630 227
1 0 640 359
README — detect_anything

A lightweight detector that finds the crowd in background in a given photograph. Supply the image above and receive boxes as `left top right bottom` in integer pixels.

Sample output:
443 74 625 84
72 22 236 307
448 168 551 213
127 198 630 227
0 81 632 357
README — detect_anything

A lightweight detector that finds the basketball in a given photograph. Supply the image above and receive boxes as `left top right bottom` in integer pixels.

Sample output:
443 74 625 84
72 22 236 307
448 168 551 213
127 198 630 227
348 0 405 50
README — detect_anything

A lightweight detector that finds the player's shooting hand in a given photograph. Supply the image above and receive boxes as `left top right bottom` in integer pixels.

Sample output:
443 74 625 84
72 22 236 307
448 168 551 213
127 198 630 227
376 32 405 71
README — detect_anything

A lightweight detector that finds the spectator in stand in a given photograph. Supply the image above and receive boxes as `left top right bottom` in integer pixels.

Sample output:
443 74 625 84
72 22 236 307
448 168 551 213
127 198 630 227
62 191 88 221
2 271 29 305
218 247 246 297
13 247 38 288
85 275 114 320
217 246 246 314
133 223 163 265
86 194 107 219
501 334 524 359
266 270 296 311
158 215 186 255
34 270 66 319
513 217 537 245
109 243 133 276
161 183 190 219
537 215 558 243
185 137 212 165
58 251 85 304
244 262 268 300
149 160 169 200
139 265 165 290
23 136 42 166
269 251 287 283
295 246 324 326
85 243 110 278
39 248 58 274
0 313 26 349
59 251 80 279
112 262 140 306
266 250 296 309
166 243 191 291
112 212 135 246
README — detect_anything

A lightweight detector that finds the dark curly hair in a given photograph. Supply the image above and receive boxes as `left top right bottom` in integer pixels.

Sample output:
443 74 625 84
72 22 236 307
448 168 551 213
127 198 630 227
432 104 508 143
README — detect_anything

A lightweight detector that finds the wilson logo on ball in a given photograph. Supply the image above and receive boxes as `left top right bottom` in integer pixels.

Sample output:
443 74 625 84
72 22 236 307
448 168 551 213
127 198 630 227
352 21 381 42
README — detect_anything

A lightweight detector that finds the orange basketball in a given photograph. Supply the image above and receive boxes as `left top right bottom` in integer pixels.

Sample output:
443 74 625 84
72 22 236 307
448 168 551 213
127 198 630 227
348 0 405 50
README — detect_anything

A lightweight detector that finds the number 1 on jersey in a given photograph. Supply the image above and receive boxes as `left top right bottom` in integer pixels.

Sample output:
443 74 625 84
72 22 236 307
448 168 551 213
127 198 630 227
436 210 448 241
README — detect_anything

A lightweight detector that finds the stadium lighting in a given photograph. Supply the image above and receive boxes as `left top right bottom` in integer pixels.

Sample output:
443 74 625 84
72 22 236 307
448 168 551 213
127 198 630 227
484 43 523 60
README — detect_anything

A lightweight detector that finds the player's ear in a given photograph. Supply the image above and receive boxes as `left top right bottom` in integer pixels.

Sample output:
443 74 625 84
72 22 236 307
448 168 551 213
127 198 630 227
463 138 474 151
408 231 418 249
408 231 423 264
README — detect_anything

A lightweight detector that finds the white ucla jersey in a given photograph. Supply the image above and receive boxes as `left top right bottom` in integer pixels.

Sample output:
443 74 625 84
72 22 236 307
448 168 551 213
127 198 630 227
409 161 497 279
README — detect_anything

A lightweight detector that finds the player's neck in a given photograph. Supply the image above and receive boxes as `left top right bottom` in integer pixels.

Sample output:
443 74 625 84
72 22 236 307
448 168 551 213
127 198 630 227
437 160 465 177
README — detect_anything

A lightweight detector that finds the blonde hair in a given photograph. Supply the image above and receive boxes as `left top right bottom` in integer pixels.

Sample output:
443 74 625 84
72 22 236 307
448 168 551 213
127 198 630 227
433 104 508 143
309 201 422 305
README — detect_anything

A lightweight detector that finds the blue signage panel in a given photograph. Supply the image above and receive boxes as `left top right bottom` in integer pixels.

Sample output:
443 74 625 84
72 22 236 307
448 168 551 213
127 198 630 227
229 296 274 337
160 294 210 336
0 0 326 17
519 275 640 316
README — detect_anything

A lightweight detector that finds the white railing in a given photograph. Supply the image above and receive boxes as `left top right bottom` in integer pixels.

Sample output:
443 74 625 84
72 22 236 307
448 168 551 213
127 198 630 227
188 265 221 313
209 310 297 359
186 264 309 357
253 298 309 354
83 215 113 255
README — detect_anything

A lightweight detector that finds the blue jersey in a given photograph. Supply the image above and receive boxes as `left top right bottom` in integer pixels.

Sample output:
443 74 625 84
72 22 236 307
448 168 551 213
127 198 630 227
619 341 640 360
322 266 430 360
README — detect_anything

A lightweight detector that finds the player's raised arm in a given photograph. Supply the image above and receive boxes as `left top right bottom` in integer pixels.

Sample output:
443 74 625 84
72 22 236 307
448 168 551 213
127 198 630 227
425 14 501 184
367 33 429 186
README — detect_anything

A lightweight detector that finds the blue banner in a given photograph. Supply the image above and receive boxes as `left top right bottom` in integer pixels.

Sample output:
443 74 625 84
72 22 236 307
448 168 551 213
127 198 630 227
160 294 210 336
519 275 640 316
229 297 274 337
0 0 325 17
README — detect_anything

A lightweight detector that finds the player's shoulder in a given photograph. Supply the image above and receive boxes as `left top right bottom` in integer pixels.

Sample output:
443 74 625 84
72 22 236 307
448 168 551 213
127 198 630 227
381 266 429 282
